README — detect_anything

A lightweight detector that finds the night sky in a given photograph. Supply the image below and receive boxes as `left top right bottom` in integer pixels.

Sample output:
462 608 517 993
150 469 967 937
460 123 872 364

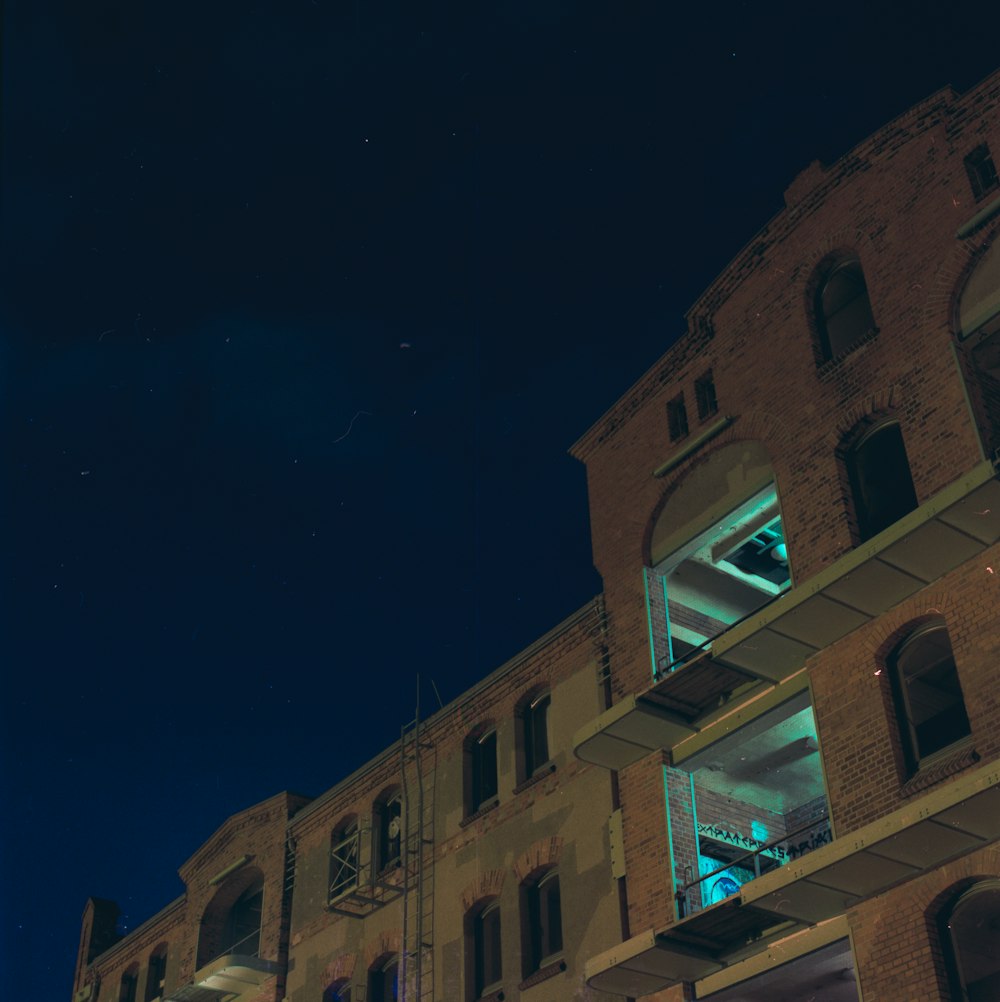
2 2 998 995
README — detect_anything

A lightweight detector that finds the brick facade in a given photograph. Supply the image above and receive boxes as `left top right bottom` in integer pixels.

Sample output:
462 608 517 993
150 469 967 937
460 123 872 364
75 69 1000 1002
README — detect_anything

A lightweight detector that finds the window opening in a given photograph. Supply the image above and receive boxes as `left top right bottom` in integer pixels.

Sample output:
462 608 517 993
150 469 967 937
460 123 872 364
965 144 1000 202
471 729 498 813
220 881 262 958
846 420 917 542
646 483 791 676
816 258 877 359
523 693 550 779
667 393 689 442
369 957 399 1002
525 870 563 972
473 901 503 997
892 621 971 772
144 947 167 1002
329 821 360 902
666 691 830 919
118 968 138 1002
323 980 352 1002
695 370 718 421
944 881 1000 1001
377 792 402 872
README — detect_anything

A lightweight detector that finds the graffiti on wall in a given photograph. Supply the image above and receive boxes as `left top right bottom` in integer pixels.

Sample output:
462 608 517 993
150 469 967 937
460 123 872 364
697 821 832 864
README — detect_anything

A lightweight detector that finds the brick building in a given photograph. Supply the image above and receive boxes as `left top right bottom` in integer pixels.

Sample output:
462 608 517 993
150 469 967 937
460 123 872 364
73 70 1000 1002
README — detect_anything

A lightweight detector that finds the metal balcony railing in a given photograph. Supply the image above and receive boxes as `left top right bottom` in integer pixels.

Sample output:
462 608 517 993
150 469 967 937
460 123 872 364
676 813 831 919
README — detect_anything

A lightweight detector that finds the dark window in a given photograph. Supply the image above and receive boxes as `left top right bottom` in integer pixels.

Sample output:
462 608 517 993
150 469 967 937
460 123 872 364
694 370 718 421
377 791 402 872
522 693 550 779
667 394 689 442
369 957 399 1002
944 881 1000 1001
892 621 971 771
470 729 498 813
118 968 138 1002
323 980 352 1002
816 258 877 359
472 901 503 997
846 420 918 542
329 821 360 901
222 882 262 957
524 870 563 973
144 947 167 1002
965 144 999 202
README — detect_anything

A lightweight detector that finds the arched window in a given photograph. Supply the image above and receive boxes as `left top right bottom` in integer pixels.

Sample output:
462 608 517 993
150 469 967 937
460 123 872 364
368 955 399 1002
144 945 167 1002
221 880 263 957
521 869 563 976
322 978 352 1002
465 725 498 816
375 790 403 873
518 690 551 783
815 257 877 360
466 899 503 999
118 965 138 1002
845 419 918 542
891 620 971 772
329 819 360 902
943 881 1000 1000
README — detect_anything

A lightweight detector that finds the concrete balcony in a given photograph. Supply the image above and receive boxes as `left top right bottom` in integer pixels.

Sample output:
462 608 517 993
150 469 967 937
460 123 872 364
165 955 279 1002
574 460 1000 770
584 762 1000 996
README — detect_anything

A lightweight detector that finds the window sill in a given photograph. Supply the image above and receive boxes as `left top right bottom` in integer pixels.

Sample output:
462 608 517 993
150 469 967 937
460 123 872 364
901 741 979 798
513 762 556 795
517 958 566 991
460 799 500 829
815 327 880 379
477 987 505 1002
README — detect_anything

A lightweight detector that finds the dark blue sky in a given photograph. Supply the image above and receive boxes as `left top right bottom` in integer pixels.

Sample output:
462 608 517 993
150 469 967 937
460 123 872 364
2 1 998 995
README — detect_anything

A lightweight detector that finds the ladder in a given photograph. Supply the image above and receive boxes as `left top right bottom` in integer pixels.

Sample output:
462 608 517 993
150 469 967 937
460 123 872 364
399 691 436 1002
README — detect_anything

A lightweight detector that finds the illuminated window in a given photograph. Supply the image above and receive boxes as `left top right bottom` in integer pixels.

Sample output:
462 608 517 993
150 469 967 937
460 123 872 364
522 870 563 975
376 790 402 873
118 966 138 1002
369 956 399 1002
329 820 360 902
468 899 503 999
891 620 971 772
815 257 877 360
965 144 999 202
943 881 1000 1001
521 692 550 780
845 419 918 542
667 393 689 442
694 370 718 421
466 726 498 815
144 945 167 1002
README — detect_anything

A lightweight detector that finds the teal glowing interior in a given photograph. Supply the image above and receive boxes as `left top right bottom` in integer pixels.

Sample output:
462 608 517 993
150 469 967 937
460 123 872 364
663 692 829 919
647 483 791 674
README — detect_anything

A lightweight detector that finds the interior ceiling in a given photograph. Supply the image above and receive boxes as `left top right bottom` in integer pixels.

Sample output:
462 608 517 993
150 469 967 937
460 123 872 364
692 708 823 815
699 938 859 1002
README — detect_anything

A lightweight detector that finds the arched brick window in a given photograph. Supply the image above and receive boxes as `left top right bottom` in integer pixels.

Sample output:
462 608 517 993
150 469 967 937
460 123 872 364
843 418 917 542
118 964 138 1002
520 868 563 978
890 619 971 772
322 978 352 1002
144 945 167 1002
943 880 1000 1000
464 723 498 817
368 954 399 1002
465 897 503 1000
374 788 402 874
329 817 360 903
814 256 878 360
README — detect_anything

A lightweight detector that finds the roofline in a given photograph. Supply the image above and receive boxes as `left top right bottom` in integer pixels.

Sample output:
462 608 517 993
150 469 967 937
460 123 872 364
87 896 185 968
570 69 1000 462
290 596 603 829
